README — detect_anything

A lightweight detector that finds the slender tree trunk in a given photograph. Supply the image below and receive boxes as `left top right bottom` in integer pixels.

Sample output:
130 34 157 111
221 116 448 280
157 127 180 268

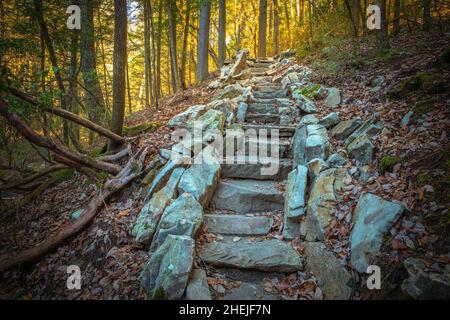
393 0 401 35
375 0 390 51
273 0 279 55
423 0 431 31
284 0 291 46
80 0 106 144
352 0 361 36
196 0 211 82
68 17 80 150
32 0 69 144
148 0 159 107
156 0 163 103
109 0 127 151
167 0 181 92
97 9 111 116
258 0 268 58
218 0 226 67
144 0 151 108
126 56 132 115
181 0 192 89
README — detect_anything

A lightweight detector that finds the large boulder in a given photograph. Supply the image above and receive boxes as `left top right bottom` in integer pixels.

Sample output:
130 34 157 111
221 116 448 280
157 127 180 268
200 239 304 272
305 168 351 241
207 99 236 125
319 112 340 129
347 134 375 165
292 91 317 113
168 105 207 128
401 258 450 300
344 113 382 146
190 109 226 134
304 242 353 300
293 124 330 166
140 235 195 300
331 117 362 140
325 87 341 107
145 156 189 201
219 83 244 100
178 146 221 208
133 167 185 246
150 193 203 252
285 165 308 221
349 193 404 273
225 50 248 82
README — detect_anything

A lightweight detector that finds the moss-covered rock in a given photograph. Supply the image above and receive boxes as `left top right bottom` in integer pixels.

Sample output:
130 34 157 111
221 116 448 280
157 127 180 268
379 155 401 174
123 121 161 136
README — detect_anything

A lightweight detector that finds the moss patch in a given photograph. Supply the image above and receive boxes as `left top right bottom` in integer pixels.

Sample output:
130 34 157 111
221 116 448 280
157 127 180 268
379 155 401 174
123 121 162 136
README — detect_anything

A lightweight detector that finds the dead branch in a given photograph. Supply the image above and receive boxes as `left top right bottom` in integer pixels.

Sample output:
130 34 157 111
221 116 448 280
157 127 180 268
6 87 125 145
97 145 131 162
0 98 121 175
0 148 152 274
0 164 66 191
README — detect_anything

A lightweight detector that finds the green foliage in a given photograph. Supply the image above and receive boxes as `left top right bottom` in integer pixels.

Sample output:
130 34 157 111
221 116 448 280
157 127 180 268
53 168 75 181
417 171 433 186
298 84 322 99
379 155 401 174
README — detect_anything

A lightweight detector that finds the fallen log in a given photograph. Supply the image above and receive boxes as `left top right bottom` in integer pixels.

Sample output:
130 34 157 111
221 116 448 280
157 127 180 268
6 87 125 146
0 98 121 175
0 164 66 191
0 148 151 273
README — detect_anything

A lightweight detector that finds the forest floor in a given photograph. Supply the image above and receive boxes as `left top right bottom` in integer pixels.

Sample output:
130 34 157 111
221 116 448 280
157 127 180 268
0 28 449 299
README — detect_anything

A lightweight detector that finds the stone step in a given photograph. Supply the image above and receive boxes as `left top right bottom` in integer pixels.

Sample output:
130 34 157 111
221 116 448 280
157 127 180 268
212 179 284 213
246 113 280 124
254 85 282 93
221 156 293 181
199 239 304 272
205 214 273 236
253 90 288 99
241 124 295 138
244 138 291 158
248 103 278 114
252 62 273 68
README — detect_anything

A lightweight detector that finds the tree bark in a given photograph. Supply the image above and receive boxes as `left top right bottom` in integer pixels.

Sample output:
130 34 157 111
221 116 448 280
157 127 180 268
109 0 128 151
167 0 181 93
218 0 227 67
180 0 191 89
375 0 390 51
273 0 280 55
258 0 268 58
80 0 106 143
423 0 431 31
196 0 211 82
393 0 401 35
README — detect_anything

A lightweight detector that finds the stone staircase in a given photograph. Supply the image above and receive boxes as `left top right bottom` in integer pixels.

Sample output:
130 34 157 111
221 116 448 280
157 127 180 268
199 63 303 300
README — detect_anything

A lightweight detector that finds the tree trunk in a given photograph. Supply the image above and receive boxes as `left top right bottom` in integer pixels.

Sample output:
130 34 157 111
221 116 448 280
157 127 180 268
156 0 163 104
32 0 69 144
284 0 291 46
80 0 106 144
144 0 151 108
352 0 361 36
109 0 128 151
167 0 181 93
423 0 431 31
196 0 211 82
258 0 268 58
218 0 226 68
68 19 80 151
273 0 279 55
181 0 192 89
393 0 401 35
148 0 158 107
375 0 390 51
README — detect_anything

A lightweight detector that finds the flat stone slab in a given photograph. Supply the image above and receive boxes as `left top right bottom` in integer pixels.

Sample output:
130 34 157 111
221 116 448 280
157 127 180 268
200 239 304 272
243 138 291 158
205 214 273 236
248 103 278 114
212 179 284 213
246 113 280 124
241 124 295 138
224 282 278 300
221 156 292 181
253 90 288 99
